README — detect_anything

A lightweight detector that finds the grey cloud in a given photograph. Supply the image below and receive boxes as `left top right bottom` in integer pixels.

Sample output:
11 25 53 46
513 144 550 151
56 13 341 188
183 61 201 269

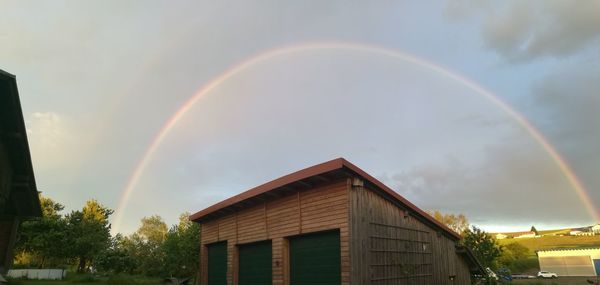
389 139 591 228
528 62 600 211
448 0 600 61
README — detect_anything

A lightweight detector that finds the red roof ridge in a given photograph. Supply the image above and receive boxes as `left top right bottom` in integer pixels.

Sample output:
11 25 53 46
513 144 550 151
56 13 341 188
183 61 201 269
189 158 461 240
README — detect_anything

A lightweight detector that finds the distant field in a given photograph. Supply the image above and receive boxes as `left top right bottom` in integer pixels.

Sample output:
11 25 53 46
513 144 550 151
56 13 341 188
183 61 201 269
498 235 600 254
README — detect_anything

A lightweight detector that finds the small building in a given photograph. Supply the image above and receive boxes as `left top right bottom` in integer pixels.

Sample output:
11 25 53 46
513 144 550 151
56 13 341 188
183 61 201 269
0 70 42 283
537 248 600 276
570 230 594 236
190 158 484 285
592 224 600 234
514 231 536 239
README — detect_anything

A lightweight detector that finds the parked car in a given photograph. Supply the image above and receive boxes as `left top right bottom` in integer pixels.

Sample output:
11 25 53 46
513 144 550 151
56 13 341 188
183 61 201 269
512 274 536 279
537 271 558 278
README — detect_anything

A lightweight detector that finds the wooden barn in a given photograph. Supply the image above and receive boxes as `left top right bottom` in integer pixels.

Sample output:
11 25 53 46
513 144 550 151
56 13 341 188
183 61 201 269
0 70 42 283
190 158 483 285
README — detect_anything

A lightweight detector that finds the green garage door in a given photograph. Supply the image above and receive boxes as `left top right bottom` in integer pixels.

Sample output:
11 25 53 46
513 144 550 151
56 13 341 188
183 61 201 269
290 230 340 285
239 241 272 285
207 241 227 285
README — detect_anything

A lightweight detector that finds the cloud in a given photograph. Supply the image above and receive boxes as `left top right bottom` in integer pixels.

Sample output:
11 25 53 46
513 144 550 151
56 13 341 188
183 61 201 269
26 112 66 150
388 138 590 228
447 0 600 61
527 62 600 212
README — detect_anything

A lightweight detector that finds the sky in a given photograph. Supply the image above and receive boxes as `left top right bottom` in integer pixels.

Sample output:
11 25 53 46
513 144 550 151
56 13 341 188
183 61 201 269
1 0 600 234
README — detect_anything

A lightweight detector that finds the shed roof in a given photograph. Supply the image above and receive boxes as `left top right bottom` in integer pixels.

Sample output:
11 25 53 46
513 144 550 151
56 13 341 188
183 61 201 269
0 69 42 218
190 158 461 240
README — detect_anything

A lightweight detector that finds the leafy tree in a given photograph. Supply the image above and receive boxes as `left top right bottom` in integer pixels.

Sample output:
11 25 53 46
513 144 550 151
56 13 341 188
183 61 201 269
530 226 538 235
122 215 169 276
95 234 137 274
65 199 113 273
15 196 69 268
429 210 470 234
161 213 200 277
137 215 168 245
462 226 503 269
498 242 531 271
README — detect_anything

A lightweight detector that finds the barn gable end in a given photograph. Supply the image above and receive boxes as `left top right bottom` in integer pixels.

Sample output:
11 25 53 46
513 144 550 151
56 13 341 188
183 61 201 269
191 158 483 285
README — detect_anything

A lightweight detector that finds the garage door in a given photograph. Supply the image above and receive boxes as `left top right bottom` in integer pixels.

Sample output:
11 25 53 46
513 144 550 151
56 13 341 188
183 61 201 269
290 230 340 285
239 240 272 285
207 241 227 285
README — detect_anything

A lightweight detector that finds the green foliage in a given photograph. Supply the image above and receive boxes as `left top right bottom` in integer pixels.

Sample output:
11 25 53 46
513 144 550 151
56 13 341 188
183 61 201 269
95 235 137 274
15 195 69 268
530 226 539 235
498 242 533 271
14 194 199 279
65 200 113 273
429 210 470 234
462 226 503 269
160 213 200 277
136 215 168 245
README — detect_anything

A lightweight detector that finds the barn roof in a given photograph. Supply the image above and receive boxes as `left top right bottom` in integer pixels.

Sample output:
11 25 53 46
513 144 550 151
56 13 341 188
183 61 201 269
0 69 42 218
190 158 461 240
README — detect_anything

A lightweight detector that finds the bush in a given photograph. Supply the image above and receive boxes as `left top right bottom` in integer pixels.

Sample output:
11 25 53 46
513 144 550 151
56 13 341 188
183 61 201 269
107 274 138 285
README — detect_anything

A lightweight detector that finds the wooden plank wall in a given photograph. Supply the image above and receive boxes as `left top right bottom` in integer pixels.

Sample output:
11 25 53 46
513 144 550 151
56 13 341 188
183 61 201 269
199 179 350 285
0 142 13 214
0 219 16 274
349 183 471 285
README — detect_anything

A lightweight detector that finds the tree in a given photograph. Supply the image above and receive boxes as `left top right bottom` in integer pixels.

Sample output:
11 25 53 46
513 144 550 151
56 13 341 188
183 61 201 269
429 210 470 234
462 226 503 269
122 215 169 276
137 215 168 245
15 196 69 268
530 226 538 235
498 242 531 271
65 199 113 273
161 213 200 277
95 234 137 274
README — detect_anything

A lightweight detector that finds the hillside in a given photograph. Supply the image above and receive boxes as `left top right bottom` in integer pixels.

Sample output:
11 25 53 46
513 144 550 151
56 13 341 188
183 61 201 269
498 235 600 254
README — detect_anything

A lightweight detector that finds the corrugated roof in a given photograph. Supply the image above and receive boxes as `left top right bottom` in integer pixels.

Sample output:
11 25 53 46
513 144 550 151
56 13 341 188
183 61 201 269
189 158 461 240
537 247 600 253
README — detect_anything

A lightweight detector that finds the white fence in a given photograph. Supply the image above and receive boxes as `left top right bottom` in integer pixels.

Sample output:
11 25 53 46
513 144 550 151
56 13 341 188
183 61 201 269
7 269 66 280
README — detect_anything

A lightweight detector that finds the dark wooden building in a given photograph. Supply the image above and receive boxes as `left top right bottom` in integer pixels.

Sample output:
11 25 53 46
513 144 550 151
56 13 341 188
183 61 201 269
191 158 483 285
0 70 42 283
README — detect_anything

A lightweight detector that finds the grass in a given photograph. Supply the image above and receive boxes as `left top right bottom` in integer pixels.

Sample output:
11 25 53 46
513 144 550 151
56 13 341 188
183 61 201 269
498 235 600 253
7 274 161 285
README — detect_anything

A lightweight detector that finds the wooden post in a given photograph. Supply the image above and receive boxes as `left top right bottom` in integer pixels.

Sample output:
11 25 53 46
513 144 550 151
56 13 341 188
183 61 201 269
282 238 290 285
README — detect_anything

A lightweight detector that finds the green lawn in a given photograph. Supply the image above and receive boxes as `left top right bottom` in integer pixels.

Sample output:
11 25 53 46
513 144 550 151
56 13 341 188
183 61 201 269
498 235 600 254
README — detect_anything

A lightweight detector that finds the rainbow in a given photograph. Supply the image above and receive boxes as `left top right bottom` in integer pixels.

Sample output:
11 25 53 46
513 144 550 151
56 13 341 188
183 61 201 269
112 42 600 233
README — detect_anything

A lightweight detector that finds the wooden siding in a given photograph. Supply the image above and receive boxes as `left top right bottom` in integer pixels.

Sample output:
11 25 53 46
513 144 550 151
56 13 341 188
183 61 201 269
0 218 17 274
0 142 12 215
200 179 350 285
349 183 471 285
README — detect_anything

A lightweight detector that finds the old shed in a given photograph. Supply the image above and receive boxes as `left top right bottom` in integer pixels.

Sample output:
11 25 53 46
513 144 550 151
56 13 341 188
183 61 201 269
0 70 42 283
190 158 483 285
